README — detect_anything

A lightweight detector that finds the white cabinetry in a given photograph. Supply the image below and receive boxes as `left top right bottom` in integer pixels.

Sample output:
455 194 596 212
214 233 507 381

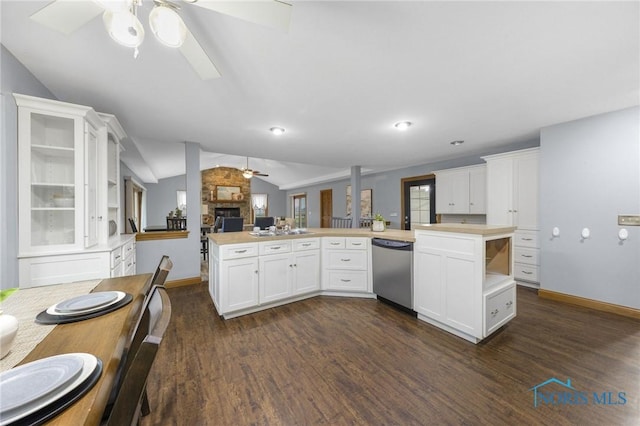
98 113 126 235
434 165 486 214
322 237 372 293
413 228 516 343
483 148 539 286
15 94 133 287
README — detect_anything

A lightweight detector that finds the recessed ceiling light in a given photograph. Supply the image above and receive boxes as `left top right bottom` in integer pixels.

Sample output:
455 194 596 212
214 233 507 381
270 127 285 135
394 121 412 131
450 140 464 146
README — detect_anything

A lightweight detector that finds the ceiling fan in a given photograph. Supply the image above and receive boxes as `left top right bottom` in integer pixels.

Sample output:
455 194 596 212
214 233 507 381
240 157 269 179
29 0 292 80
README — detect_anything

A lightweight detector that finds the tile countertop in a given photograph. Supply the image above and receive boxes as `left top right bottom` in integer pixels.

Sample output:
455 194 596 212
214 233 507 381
412 223 517 235
208 228 416 245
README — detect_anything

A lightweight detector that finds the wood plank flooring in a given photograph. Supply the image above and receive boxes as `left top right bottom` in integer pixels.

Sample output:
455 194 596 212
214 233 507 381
142 285 640 425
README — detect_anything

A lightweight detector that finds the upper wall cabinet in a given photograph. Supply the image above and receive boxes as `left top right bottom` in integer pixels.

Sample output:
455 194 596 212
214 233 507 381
482 148 539 230
434 165 486 215
15 94 106 254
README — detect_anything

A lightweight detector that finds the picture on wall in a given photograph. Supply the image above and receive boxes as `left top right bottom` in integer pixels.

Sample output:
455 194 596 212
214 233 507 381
346 186 372 217
217 186 241 201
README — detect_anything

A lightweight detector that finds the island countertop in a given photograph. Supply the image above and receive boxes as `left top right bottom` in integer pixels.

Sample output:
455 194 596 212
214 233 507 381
208 228 416 245
413 223 517 235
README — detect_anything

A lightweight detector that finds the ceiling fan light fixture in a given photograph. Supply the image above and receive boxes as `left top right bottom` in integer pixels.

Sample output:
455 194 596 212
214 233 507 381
270 127 285 135
243 170 254 179
149 4 187 48
103 9 144 48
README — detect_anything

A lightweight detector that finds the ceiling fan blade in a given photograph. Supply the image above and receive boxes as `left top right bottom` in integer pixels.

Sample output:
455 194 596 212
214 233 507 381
30 0 104 35
191 0 292 32
254 172 269 177
179 28 221 80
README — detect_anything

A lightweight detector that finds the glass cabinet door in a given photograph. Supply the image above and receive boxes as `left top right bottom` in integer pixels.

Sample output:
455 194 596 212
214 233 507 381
27 112 81 248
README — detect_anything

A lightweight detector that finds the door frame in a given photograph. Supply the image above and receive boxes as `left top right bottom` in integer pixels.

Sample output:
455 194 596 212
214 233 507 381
400 174 436 230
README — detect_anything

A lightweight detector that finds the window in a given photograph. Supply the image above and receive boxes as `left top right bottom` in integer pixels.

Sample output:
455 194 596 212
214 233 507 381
292 193 307 228
251 193 268 223
176 190 187 213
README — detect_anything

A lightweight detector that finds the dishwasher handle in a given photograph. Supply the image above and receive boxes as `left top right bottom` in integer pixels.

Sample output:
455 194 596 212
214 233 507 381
371 238 413 251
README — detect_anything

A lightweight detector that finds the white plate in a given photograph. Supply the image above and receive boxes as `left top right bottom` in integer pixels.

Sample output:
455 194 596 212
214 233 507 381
55 291 119 313
47 291 125 317
0 353 98 425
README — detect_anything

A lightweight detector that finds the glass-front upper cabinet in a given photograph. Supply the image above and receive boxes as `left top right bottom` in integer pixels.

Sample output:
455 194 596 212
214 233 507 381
15 94 104 254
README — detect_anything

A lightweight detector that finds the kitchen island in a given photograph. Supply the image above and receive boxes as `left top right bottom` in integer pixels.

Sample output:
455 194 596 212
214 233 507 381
208 225 517 344
413 224 517 343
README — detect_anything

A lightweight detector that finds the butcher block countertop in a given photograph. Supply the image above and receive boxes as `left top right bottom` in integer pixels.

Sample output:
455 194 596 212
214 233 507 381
208 228 416 245
413 223 517 235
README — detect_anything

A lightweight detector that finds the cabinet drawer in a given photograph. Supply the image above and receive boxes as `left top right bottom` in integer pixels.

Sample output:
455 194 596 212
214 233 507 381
514 263 539 282
293 238 320 251
123 240 135 259
323 237 345 249
346 237 368 250
326 270 368 291
485 284 516 335
514 247 539 265
259 240 292 255
514 231 538 248
325 250 367 270
221 243 259 260
110 247 123 268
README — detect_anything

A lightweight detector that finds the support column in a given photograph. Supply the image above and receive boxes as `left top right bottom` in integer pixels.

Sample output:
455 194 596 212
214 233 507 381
350 166 361 228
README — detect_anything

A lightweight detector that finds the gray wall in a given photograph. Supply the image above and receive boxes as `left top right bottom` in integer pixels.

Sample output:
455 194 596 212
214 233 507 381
1 46 57 289
145 174 187 226
250 177 287 218
286 140 539 229
540 107 640 309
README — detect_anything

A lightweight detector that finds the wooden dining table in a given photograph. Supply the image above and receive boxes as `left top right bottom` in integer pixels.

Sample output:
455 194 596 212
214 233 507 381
16 273 152 425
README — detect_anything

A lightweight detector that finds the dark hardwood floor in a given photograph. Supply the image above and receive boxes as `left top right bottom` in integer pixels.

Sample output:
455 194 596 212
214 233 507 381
142 284 640 425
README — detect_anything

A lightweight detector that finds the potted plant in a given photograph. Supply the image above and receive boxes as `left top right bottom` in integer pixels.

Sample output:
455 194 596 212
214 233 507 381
372 213 385 232
175 207 183 218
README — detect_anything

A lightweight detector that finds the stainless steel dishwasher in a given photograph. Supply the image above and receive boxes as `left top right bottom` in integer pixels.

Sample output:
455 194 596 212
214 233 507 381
371 238 415 314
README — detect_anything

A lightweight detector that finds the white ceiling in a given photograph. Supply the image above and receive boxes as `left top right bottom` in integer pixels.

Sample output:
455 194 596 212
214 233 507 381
2 1 638 189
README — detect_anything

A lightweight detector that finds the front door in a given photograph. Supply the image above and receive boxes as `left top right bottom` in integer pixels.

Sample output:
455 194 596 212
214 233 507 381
320 189 332 228
401 175 436 230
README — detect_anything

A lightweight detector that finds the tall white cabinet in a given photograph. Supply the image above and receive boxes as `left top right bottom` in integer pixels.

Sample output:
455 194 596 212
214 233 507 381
482 148 540 286
15 94 135 287
434 164 486 215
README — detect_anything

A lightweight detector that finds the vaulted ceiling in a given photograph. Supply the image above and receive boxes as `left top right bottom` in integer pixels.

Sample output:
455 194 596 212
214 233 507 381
2 1 638 189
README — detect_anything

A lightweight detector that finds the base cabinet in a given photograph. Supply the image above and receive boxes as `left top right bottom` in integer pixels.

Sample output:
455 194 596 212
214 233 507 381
413 229 516 343
221 257 260 313
321 237 372 293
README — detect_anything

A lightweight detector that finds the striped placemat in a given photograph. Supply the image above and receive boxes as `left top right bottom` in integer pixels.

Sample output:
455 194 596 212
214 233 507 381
0 280 101 372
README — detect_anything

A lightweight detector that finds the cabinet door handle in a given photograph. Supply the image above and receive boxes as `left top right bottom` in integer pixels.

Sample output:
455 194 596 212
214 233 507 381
340 258 351 262
491 309 499 317
289 264 293 268
506 300 513 308
115 254 121 260
340 279 351 282
235 249 247 254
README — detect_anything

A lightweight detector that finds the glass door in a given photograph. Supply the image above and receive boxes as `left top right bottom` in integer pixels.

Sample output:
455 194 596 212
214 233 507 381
402 177 436 230
28 112 79 247
292 194 307 228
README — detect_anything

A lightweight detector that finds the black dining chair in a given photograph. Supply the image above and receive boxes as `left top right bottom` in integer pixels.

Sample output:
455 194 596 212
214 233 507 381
220 217 244 233
102 285 172 426
254 216 275 230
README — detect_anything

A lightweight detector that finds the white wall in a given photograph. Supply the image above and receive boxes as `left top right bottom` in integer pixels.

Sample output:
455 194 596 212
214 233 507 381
540 107 640 309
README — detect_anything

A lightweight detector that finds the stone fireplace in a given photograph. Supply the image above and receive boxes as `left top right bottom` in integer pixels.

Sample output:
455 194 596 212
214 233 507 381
201 167 251 225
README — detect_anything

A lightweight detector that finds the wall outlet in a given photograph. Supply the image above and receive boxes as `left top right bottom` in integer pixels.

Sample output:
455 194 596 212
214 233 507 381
618 215 640 226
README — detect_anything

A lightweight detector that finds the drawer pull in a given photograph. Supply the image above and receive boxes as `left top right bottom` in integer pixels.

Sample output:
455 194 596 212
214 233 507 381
340 279 352 282
235 249 247 254
521 254 533 258
340 258 351 262
351 243 362 246
330 242 341 246
115 254 121 260
521 238 533 241
522 270 533 275
491 309 499 317
506 300 513 308
270 246 281 250
302 243 311 247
